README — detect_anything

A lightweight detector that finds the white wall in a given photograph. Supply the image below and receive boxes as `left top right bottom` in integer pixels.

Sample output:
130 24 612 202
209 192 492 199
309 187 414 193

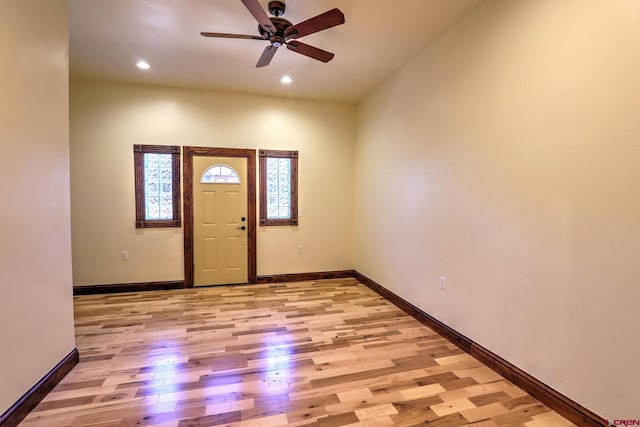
0 0 76 414
355 0 640 420
70 80 355 285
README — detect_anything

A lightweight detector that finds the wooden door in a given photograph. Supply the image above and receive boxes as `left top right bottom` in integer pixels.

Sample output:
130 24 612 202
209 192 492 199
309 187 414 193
193 156 248 286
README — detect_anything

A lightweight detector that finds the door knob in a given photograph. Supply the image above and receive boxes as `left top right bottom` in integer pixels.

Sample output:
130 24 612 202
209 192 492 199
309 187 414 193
237 225 246 231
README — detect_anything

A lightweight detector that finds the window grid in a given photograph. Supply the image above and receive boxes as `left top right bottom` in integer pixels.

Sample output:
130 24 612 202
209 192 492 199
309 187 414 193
144 153 174 220
201 164 241 184
266 158 291 219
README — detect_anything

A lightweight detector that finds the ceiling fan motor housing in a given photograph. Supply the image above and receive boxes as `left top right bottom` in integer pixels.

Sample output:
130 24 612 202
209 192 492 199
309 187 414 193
258 16 292 45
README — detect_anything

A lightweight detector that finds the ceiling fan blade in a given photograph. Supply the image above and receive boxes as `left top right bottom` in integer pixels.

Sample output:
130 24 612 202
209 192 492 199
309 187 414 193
256 45 279 68
286 40 334 63
200 32 266 40
241 0 276 35
285 8 345 40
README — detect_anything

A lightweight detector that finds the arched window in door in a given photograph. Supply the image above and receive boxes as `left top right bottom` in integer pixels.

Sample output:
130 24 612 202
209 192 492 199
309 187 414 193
200 164 241 184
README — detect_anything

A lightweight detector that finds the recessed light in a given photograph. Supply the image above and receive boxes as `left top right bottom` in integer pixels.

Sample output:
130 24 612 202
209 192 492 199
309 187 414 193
136 60 150 70
280 75 293 84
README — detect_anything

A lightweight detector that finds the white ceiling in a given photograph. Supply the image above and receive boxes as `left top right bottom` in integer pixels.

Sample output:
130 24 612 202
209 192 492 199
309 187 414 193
70 0 483 103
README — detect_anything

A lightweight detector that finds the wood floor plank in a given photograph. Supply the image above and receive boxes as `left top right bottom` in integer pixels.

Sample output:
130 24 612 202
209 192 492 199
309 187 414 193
20 279 575 427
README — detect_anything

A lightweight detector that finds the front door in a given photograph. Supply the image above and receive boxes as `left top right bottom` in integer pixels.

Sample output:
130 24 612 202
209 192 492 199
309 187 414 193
193 156 248 286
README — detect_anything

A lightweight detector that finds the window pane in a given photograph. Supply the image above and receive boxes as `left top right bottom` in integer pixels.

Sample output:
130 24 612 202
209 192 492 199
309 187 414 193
160 195 173 219
145 153 159 167
265 157 291 219
160 168 172 180
144 153 174 221
278 158 290 172
159 155 172 168
201 164 240 184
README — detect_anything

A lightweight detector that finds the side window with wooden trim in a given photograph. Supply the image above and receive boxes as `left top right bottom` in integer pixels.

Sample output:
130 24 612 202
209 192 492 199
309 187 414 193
259 149 298 226
134 145 181 228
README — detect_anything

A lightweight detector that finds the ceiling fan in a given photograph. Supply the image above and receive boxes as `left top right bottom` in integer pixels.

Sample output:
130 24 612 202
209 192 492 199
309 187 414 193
201 0 345 68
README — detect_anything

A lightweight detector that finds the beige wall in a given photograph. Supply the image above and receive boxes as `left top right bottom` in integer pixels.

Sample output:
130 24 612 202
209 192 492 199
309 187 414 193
355 0 640 420
70 80 355 285
0 0 76 414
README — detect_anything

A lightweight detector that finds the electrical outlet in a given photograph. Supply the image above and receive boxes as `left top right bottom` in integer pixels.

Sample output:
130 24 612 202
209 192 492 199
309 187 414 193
121 251 128 261
439 276 446 290
297 245 303 254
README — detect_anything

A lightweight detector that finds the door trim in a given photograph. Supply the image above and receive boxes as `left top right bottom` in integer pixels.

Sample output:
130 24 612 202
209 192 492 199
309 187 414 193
183 146 257 287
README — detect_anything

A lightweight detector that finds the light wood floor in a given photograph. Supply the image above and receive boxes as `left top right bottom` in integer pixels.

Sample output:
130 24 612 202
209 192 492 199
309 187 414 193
21 278 575 427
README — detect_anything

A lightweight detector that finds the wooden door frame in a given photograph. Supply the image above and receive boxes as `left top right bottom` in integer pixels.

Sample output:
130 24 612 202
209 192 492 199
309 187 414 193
183 146 257 287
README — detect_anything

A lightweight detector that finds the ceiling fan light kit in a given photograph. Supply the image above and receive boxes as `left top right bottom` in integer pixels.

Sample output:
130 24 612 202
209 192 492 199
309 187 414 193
201 0 345 68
